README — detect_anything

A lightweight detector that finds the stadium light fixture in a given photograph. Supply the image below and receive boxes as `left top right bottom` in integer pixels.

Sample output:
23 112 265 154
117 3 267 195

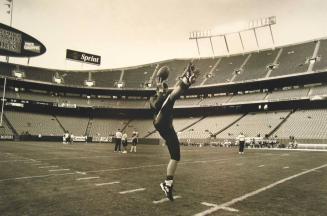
189 16 276 56
12 70 24 78
144 82 152 88
84 80 95 87
53 77 62 84
308 57 318 64
116 82 125 88
264 104 268 110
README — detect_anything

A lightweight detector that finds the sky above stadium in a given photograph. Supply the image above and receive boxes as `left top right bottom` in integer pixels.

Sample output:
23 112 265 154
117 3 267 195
1 0 327 70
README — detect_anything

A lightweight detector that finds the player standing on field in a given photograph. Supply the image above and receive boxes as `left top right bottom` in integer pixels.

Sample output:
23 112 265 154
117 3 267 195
149 63 200 201
237 132 246 154
114 129 122 152
122 131 128 153
130 131 138 152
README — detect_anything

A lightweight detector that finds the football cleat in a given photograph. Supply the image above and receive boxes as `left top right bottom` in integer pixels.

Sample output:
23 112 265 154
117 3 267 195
160 182 174 201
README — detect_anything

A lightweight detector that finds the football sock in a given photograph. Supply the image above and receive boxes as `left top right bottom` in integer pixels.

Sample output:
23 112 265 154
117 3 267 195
165 175 174 186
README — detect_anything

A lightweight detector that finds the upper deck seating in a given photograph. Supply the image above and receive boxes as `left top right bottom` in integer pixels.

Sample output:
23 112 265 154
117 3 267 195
191 58 219 86
313 39 327 72
159 60 190 87
269 42 315 77
92 70 122 88
204 54 248 85
123 64 156 88
233 49 279 81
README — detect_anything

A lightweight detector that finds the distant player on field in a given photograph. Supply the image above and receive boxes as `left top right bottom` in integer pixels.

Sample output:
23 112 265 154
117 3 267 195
150 62 200 201
130 131 138 152
114 129 122 152
237 132 246 154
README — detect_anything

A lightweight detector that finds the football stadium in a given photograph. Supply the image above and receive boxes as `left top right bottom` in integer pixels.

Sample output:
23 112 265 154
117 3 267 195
1 0 327 215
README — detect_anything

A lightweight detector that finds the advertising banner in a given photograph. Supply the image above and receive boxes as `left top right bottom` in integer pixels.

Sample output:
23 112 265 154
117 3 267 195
0 23 46 57
66 49 101 66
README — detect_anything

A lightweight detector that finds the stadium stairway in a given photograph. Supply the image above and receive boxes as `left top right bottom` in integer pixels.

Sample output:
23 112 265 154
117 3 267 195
85 117 93 136
143 117 205 138
200 58 222 86
143 129 156 138
148 64 160 86
267 109 294 137
214 113 247 137
2 113 18 136
53 115 67 133
121 119 133 132
178 116 206 133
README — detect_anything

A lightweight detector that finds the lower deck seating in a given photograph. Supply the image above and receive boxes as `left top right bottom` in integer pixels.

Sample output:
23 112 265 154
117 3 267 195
0 117 14 135
56 115 89 136
124 119 154 138
147 117 202 139
216 111 290 139
89 118 129 137
274 109 327 139
178 114 243 139
5 111 64 136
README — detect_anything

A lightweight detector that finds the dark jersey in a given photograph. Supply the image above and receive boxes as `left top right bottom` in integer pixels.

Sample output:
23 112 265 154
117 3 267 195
149 91 167 114
149 91 174 126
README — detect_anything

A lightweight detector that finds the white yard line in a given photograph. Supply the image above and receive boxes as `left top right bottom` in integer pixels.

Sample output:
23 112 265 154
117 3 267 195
249 148 327 152
0 159 33 163
153 196 182 204
85 158 239 174
201 202 238 212
39 166 59 168
23 161 40 164
48 169 70 172
193 163 327 216
119 188 146 194
76 176 99 181
0 154 297 183
95 181 120 186
0 172 76 182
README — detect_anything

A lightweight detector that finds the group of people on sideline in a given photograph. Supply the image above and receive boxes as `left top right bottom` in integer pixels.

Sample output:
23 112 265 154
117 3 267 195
114 129 138 153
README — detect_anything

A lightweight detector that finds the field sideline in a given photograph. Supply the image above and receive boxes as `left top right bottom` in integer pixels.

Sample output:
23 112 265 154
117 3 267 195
0 142 326 216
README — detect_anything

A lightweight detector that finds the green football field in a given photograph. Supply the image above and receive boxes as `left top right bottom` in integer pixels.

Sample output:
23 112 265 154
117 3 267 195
0 141 326 216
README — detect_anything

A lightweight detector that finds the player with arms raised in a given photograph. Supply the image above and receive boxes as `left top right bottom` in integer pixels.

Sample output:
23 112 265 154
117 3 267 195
150 62 200 201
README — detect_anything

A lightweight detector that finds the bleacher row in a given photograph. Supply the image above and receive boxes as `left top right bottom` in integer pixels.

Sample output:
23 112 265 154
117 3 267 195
2 83 326 108
1 39 327 89
1 108 327 142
